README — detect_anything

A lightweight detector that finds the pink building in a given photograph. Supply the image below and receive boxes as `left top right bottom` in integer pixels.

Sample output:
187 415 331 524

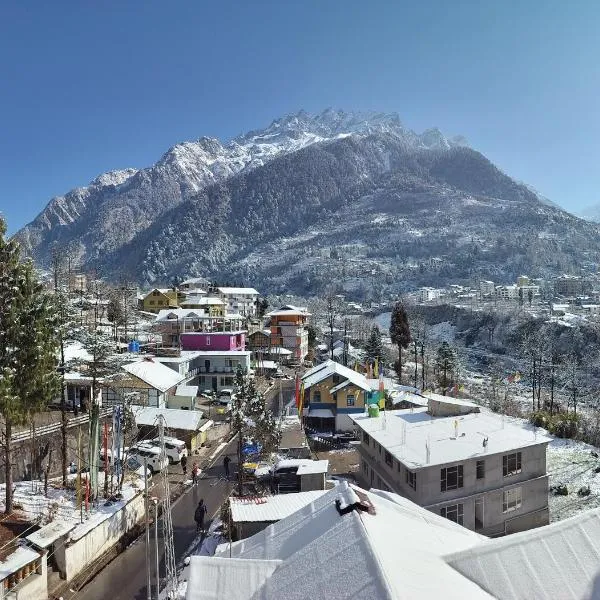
181 331 246 352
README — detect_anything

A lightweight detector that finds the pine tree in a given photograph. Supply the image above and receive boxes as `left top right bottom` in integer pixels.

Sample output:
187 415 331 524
232 367 280 495
0 219 61 513
389 302 412 384
436 342 456 394
365 326 384 363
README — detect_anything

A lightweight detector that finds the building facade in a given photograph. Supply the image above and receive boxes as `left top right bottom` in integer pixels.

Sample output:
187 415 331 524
351 399 551 536
267 305 310 362
215 287 260 317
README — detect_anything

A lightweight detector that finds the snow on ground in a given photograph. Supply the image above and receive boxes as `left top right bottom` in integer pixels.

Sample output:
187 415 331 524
0 473 144 539
547 436 600 522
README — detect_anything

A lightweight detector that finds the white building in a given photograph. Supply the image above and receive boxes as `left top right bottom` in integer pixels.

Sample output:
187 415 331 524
495 284 519 300
418 287 441 302
215 287 260 317
479 280 495 297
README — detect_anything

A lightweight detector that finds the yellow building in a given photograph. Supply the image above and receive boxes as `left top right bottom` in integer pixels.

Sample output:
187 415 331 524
142 288 185 313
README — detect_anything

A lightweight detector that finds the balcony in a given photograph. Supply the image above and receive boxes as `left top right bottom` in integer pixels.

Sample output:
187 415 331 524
197 365 243 374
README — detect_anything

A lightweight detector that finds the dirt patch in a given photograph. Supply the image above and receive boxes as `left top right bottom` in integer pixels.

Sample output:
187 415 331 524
313 447 360 482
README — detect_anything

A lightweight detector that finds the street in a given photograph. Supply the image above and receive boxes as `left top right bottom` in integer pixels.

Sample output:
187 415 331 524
69 436 238 600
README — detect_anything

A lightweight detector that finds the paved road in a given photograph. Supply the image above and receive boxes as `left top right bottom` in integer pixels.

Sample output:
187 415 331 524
70 436 238 600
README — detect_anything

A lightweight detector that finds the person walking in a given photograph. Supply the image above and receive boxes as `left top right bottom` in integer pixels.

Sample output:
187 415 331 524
194 499 207 534
181 454 188 477
192 462 199 485
223 455 231 479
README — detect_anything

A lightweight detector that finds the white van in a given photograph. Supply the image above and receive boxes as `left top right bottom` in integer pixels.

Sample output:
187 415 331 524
129 445 169 474
139 437 188 464
218 388 236 405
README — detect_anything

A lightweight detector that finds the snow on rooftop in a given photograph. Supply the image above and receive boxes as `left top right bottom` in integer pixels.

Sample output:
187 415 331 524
63 341 93 363
350 408 552 469
123 358 185 392
302 360 369 390
26 520 76 548
132 406 204 431
0 546 41 580
175 385 199 397
217 287 260 295
296 460 328 475
229 491 327 523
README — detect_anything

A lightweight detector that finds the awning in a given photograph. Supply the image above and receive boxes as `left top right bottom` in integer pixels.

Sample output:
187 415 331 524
308 408 335 419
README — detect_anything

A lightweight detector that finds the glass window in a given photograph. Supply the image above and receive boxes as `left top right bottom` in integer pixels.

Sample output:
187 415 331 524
476 460 485 480
313 390 321 403
405 470 417 490
503 487 522 513
441 465 464 491
384 451 392 467
441 504 464 525
503 452 522 477
347 394 355 407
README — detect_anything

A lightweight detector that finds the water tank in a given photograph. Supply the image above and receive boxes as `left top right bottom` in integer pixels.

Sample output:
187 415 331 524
368 405 380 418
128 340 140 353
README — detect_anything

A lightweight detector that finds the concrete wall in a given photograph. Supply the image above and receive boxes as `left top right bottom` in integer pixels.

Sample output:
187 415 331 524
1 553 47 600
58 491 145 582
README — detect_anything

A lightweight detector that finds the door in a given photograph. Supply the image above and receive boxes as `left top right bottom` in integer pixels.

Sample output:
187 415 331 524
475 496 484 531
204 359 211 373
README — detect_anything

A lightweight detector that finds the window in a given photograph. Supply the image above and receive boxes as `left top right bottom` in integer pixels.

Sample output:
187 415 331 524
476 460 485 480
149 300 155 305
405 470 417 490
363 431 370 445
441 465 464 491
347 394 355 407
205 336 211 346
503 487 522 513
378 444 382 455
441 504 464 525
313 390 321 404
503 452 522 477
384 451 392 467
397 461 402 473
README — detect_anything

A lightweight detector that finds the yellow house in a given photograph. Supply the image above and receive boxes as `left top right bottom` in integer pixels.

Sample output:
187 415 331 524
142 288 185 313
302 360 372 433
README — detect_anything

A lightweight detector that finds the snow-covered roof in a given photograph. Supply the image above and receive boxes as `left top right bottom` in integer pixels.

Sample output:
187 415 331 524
268 347 292 355
302 359 370 391
132 406 204 431
175 385 199 397
350 408 552 469
181 277 210 286
230 491 327 522
424 392 480 409
26 520 76 548
155 309 209 322
217 287 259 296
195 482 489 600
181 296 225 306
257 360 278 369
266 305 310 317
123 359 185 392
0 546 41 580
307 408 334 418
297 460 328 475
445 507 600 600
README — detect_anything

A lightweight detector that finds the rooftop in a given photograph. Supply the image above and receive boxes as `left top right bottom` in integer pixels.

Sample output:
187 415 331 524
122 358 185 392
350 408 552 469
229 491 328 523
217 287 260 295
132 406 205 431
302 359 370 391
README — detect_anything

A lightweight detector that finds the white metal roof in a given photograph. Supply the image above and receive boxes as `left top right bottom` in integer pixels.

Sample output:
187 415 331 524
229 491 327 522
350 408 552 469
445 507 600 600
123 359 185 392
132 406 204 431
175 385 198 397
302 359 369 391
217 287 260 295
297 460 328 475
26 520 76 548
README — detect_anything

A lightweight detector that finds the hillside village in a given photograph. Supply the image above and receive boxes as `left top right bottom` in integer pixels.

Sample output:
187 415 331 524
3 245 600 600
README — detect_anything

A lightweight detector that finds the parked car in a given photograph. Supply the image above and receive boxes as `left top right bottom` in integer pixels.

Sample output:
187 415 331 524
129 445 169 474
139 437 188 464
199 389 214 401
218 388 236 405
125 455 152 480
271 370 285 379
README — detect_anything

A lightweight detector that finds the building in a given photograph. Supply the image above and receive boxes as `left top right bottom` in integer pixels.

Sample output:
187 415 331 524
214 287 260 317
516 275 531 287
141 288 184 313
554 275 592 298
479 280 495 297
179 276 211 291
185 481 600 600
301 360 373 432
103 358 185 408
418 287 441 302
350 395 551 536
495 284 519 300
179 296 225 315
68 273 87 293
181 331 245 352
267 305 310 362
246 329 271 354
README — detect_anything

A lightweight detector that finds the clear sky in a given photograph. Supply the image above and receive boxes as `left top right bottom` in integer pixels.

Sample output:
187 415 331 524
1 1 599 233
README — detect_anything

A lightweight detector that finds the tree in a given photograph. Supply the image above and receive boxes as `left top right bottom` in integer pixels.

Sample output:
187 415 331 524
306 325 318 349
389 302 411 383
256 298 269 319
409 315 427 390
107 294 126 341
0 219 61 513
436 342 456 394
232 367 280 496
325 294 342 360
365 326 384 364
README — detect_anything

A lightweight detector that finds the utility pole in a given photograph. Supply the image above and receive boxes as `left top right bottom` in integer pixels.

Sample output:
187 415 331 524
154 498 160 600
144 457 151 600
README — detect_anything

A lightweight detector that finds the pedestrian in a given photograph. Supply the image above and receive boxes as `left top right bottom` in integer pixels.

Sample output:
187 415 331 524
192 462 199 485
181 454 188 476
223 455 231 479
194 499 207 533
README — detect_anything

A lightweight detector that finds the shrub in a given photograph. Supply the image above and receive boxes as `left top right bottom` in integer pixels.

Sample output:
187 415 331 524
528 411 579 439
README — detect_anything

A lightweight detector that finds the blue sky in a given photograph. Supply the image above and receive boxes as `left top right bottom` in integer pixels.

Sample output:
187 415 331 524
1 1 599 233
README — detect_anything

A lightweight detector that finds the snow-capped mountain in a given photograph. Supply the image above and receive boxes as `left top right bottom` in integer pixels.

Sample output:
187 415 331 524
14 108 600 297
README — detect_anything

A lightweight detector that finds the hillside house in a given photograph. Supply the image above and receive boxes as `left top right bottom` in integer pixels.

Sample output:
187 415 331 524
350 396 551 536
179 277 211 291
181 331 246 352
301 360 372 432
214 287 259 317
141 288 184 313
267 305 310 362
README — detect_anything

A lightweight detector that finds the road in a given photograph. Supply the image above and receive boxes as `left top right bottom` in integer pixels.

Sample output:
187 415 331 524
70 384 295 600
70 436 238 600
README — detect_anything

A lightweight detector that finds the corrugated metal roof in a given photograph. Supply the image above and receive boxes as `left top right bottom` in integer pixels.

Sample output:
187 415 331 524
123 359 184 392
230 491 327 522
132 407 204 431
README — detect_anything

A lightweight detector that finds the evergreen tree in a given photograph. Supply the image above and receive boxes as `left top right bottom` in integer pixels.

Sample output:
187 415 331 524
436 342 457 394
365 326 384 363
0 219 61 513
107 294 126 341
389 302 412 384
232 367 280 495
